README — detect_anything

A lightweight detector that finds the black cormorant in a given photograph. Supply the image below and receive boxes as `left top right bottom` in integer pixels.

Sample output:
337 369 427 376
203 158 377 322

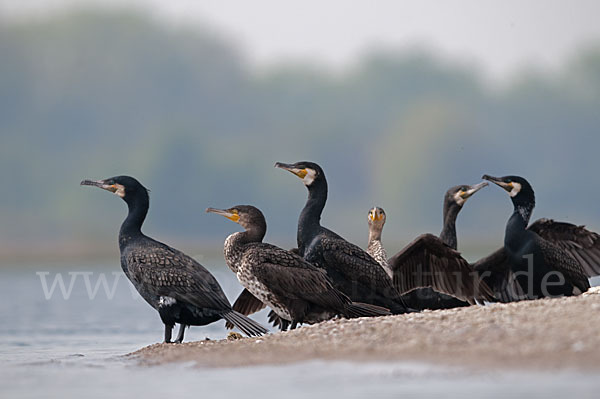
81 176 267 342
475 175 600 300
368 183 495 309
207 205 390 330
275 161 409 314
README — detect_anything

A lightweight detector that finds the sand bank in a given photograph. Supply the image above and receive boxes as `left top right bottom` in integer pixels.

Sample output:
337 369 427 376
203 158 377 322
131 288 600 370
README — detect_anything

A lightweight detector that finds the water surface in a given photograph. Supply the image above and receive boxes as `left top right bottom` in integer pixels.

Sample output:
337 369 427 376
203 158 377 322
1 259 599 398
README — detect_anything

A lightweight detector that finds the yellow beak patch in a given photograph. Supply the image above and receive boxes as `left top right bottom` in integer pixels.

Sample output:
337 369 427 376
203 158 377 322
227 213 240 223
293 169 308 179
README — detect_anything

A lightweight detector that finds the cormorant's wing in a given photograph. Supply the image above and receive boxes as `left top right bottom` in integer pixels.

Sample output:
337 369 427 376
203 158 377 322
472 247 528 302
319 235 400 298
232 288 267 315
389 234 494 304
532 235 591 293
225 288 267 330
125 245 231 311
252 260 349 310
528 218 600 277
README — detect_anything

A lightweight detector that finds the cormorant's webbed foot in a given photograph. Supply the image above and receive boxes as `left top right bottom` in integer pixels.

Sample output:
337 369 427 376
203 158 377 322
174 324 187 343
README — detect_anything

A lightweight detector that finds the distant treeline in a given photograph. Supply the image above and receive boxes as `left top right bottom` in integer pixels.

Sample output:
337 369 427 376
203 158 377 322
1 10 600 253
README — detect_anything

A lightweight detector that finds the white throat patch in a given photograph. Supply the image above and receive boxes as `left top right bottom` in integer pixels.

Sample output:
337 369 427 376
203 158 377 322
301 168 317 186
453 191 466 206
114 184 126 198
509 182 522 198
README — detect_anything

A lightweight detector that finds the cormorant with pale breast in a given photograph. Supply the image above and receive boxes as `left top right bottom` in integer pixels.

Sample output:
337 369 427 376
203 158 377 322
366 207 393 278
207 205 390 330
275 161 409 314
81 176 267 342
474 175 600 300
367 183 495 309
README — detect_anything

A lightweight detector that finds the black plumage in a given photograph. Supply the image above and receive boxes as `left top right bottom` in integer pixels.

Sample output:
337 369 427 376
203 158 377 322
207 205 390 331
475 175 596 300
368 184 494 310
81 176 267 342
527 219 600 277
275 161 409 314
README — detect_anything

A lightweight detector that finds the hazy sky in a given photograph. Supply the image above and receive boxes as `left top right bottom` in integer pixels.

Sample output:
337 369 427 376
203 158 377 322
3 0 600 79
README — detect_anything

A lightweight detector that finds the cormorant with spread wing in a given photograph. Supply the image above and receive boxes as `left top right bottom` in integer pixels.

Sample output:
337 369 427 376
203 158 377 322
368 183 494 309
275 161 409 314
81 176 267 342
207 205 390 330
475 175 600 300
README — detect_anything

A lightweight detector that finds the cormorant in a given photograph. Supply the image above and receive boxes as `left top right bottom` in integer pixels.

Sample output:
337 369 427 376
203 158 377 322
475 175 600 300
275 161 409 314
81 176 267 342
366 207 392 278
207 205 390 330
368 183 495 309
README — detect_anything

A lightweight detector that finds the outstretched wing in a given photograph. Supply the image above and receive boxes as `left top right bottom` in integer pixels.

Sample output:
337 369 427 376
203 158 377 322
125 243 231 311
533 235 591 293
472 247 528 302
390 234 494 304
529 218 600 277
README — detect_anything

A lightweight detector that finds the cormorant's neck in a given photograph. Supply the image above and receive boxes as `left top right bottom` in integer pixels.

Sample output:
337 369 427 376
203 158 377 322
239 224 266 244
119 195 149 247
297 180 327 252
368 227 382 245
367 232 391 277
512 200 534 226
439 204 461 250
223 227 265 273
505 201 534 249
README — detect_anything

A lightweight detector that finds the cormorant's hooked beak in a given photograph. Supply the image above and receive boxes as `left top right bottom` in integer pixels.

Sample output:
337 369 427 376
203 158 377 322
461 181 489 199
482 175 513 193
80 179 118 193
274 162 307 179
206 207 240 223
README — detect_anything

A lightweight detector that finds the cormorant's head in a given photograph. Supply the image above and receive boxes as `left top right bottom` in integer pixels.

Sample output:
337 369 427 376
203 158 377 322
206 205 267 236
274 161 324 187
445 182 488 208
482 175 535 207
367 207 386 230
81 175 149 204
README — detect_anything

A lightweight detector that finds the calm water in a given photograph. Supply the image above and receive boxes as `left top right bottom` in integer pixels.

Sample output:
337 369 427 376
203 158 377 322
1 258 600 398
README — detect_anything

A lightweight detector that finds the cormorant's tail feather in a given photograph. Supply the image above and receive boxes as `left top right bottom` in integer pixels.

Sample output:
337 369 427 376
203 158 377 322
221 310 268 337
346 302 391 318
268 309 290 331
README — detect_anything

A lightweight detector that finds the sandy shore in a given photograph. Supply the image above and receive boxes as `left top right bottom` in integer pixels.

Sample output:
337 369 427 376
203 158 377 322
131 288 600 370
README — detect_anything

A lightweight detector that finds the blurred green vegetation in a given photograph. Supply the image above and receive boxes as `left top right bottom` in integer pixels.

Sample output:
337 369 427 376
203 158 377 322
2 10 600 256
